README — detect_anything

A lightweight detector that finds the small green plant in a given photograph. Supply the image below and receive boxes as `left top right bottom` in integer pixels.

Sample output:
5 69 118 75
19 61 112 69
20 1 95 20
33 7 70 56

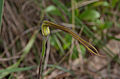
41 20 102 56
38 20 104 79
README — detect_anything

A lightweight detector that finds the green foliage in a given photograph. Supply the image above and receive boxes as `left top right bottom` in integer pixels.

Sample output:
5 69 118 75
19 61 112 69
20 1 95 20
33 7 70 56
47 64 74 75
79 9 100 21
50 35 59 49
45 5 61 16
50 33 72 55
79 45 86 57
50 0 120 64
50 35 65 55
72 46 79 59
63 34 72 49
100 21 113 30
92 1 109 7
108 35 120 41
45 5 65 21
0 66 36 73
111 0 119 8
71 45 86 59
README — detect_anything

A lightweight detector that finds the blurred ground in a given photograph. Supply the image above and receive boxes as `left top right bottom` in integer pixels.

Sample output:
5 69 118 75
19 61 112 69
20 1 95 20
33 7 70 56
0 0 120 79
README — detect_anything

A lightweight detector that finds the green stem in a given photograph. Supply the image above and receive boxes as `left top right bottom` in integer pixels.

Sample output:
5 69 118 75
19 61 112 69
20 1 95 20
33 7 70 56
38 37 47 79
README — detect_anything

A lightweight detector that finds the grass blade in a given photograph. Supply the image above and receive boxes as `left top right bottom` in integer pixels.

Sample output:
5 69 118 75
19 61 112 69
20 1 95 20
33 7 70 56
0 0 4 28
0 66 36 73
0 30 38 78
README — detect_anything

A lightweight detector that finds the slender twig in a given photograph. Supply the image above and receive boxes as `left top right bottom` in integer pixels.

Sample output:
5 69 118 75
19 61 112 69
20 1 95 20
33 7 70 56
44 39 50 70
69 0 99 11
38 37 47 79
69 0 76 65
